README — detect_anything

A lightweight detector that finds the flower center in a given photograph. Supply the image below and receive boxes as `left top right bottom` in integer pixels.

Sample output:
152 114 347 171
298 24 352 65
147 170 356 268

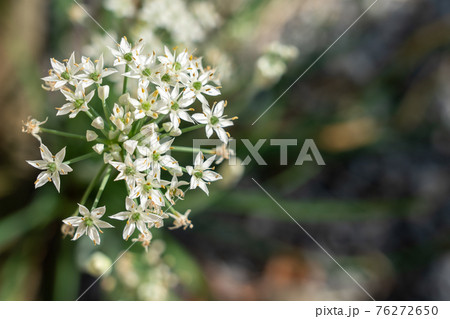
152 152 161 162
143 183 152 192
174 62 182 71
171 102 179 111
194 171 203 179
124 52 133 62
74 99 85 109
84 217 94 227
210 116 219 125
142 101 151 111
61 71 71 80
161 74 171 82
193 81 202 91
89 72 100 81
47 162 57 173
142 68 152 77
125 166 135 176
132 213 141 221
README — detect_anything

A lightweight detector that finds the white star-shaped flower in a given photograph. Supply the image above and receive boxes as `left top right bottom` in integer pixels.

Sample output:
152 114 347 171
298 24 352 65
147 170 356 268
129 85 162 120
158 84 195 129
27 144 73 192
109 154 143 189
77 54 117 87
109 36 144 66
41 52 81 90
130 176 168 208
57 84 95 118
192 101 234 144
158 46 190 80
110 197 163 240
135 135 179 180
63 204 113 244
183 69 220 105
124 52 160 86
186 152 222 195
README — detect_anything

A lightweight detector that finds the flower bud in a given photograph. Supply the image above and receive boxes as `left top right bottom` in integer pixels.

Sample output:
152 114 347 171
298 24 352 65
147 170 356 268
98 85 110 101
86 130 98 142
119 93 130 106
169 128 182 136
162 122 173 132
93 143 104 154
141 123 158 136
91 116 104 130
123 140 138 154
103 152 113 163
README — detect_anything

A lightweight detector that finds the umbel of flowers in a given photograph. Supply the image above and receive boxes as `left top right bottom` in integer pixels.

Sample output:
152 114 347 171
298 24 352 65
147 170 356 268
23 36 236 249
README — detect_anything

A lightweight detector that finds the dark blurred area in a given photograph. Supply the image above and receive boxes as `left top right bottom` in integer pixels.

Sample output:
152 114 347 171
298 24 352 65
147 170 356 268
1 0 450 301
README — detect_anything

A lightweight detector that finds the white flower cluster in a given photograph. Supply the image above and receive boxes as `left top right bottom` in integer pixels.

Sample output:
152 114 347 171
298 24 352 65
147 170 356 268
25 36 236 247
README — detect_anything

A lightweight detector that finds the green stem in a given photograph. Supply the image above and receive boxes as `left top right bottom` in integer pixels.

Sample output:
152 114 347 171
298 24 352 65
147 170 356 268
171 146 215 154
40 128 85 141
122 65 130 94
163 195 178 215
72 164 107 216
91 166 112 209
64 152 97 165
160 124 206 138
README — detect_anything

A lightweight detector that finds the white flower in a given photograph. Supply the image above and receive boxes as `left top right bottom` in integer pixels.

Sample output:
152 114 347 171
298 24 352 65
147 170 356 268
41 52 81 90
27 144 73 192
192 101 234 144
22 116 47 142
109 154 143 189
124 52 160 86
57 85 95 118
167 209 193 230
129 86 162 119
135 135 178 179
78 54 117 87
165 175 189 204
110 103 134 132
158 84 195 129
183 69 220 105
91 116 105 130
158 46 190 80
110 197 163 240
186 152 222 195
63 204 113 244
110 36 144 66
130 176 168 208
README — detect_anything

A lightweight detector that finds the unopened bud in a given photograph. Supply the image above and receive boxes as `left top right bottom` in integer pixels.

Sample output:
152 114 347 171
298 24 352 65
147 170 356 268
91 116 104 130
98 85 110 101
86 130 98 142
93 143 105 154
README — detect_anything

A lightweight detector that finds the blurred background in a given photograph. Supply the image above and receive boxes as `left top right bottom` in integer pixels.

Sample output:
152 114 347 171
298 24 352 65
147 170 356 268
1 0 450 300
